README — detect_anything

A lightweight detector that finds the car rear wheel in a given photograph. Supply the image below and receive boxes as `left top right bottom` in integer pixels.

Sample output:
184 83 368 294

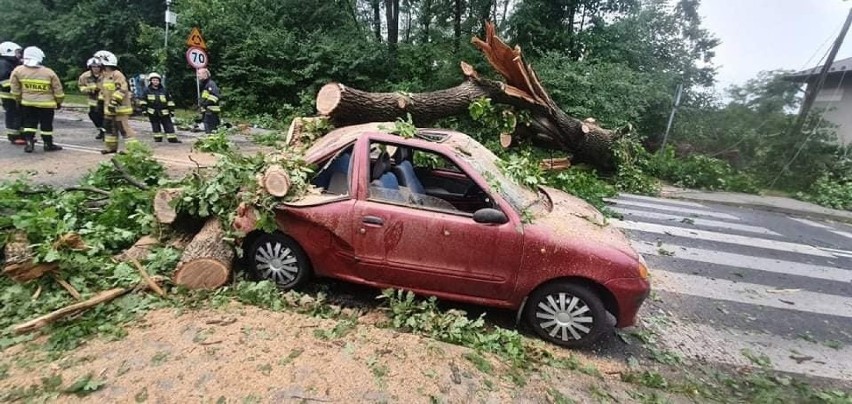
525 282 610 349
244 232 310 290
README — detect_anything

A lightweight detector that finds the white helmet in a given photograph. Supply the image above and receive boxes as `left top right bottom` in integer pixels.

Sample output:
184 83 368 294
86 57 101 68
22 46 44 67
94 50 118 67
148 72 162 80
0 41 22 57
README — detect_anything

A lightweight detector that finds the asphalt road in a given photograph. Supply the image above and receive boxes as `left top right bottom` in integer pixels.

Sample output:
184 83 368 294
0 107 254 186
3 108 851 383
607 194 852 381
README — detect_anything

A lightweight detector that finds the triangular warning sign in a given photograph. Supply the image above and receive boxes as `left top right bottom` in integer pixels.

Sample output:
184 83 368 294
186 27 207 50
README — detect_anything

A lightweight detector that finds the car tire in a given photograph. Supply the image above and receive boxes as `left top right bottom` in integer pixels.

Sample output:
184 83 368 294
525 282 610 349
244 232 311 290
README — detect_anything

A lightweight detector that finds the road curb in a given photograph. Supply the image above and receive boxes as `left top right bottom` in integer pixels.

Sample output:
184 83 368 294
660 190 852 224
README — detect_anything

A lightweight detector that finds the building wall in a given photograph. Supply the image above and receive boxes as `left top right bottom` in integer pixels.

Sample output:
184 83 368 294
813 76 852 145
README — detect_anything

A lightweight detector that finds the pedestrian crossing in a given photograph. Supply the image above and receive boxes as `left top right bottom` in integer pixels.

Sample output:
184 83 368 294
607 194 852 381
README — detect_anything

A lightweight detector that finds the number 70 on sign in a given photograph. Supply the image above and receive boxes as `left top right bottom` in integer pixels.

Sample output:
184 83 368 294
185 47 208 69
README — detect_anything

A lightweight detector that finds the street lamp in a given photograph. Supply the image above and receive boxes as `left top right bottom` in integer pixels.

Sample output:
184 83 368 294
164 0 176 82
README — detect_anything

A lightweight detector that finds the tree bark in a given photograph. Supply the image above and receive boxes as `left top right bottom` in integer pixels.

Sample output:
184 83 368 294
114 235 160 263
3 232 55 283
173 218 234 289
371 0 382 42
453 0 463 53
315 22 621 169
384 0 400 55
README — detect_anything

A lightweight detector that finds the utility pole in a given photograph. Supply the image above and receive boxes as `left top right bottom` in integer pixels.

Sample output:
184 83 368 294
659 82 683 153
789 8 852 138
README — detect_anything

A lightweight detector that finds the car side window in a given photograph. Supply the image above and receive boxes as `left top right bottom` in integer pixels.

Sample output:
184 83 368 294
367 141 494 215
310 145 354 196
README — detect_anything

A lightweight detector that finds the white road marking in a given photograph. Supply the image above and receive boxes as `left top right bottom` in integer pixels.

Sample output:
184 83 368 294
607 199 740 221
610 194 708 208
634 242 852 282
653 270 852 318
654 321 852 381
612 207 781 236
614 220 835 257
820 247 852 259
790 217 852 243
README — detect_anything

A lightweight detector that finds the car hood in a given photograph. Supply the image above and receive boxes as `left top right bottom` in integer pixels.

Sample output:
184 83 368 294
533 187 640 261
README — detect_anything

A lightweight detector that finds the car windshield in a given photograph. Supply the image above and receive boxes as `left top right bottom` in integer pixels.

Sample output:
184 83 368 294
449 137 542 214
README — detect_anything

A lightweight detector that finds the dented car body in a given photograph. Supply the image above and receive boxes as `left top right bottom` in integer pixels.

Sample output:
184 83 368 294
243 123 650 348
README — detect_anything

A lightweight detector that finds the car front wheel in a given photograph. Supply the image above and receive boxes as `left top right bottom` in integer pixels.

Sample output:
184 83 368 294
525 282 610 349
244 232 310 290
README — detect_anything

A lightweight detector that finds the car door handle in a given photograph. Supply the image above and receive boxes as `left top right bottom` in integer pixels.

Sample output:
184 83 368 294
362 216 384 226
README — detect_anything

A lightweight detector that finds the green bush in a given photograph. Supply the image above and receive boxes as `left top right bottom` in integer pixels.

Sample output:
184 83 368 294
547 169 617 212
799 174 852 211
649 147 760 193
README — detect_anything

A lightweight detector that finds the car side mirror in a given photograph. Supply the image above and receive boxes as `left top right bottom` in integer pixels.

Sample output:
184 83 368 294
473 208 508 224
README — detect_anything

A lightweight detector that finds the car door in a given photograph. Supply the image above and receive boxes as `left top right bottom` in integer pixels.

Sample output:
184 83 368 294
351 141 523 300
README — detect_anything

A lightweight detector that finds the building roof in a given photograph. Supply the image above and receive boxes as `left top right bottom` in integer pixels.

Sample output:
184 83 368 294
787 56 852 81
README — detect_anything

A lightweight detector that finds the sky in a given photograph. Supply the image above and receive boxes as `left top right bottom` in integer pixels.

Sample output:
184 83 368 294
699 0 852 91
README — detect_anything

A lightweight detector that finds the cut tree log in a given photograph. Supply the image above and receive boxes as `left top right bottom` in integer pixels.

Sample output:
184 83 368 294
261 165 291 197
540 157 571 172
315 22 622 170
153 188 182 225
114 235 160 262
173 218 234 289
285 116 326 147
3 232 56 283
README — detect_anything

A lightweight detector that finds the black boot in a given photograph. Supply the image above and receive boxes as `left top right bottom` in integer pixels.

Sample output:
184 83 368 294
24 136 35 153
95 128 105 140
167 137 182 144
44 138 63 152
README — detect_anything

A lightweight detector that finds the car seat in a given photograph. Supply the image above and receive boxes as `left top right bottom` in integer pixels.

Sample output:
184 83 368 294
391 148 426 194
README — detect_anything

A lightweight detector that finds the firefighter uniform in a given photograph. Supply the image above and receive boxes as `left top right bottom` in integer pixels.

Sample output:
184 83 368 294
140 74 179 143
10 47 64 153
198 69 221 133
0 42 23 144
77 58 104 139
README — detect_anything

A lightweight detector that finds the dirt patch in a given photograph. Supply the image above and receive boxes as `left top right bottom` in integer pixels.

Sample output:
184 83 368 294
0 303 677 403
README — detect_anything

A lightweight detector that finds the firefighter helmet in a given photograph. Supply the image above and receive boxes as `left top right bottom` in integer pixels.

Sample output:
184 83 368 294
148 72 162 80
86 57 101 68
22 46 44 67
0 41 21 57
94 50 118 67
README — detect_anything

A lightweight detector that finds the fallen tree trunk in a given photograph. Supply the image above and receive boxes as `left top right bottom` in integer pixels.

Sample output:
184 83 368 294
260 165 291 197
315 22 621 170
173 218 234 289
114 235 160 262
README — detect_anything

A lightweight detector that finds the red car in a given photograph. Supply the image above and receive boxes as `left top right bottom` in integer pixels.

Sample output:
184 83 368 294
242 123 650 348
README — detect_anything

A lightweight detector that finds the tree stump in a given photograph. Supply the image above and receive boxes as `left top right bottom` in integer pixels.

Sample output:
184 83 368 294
173 218 234 289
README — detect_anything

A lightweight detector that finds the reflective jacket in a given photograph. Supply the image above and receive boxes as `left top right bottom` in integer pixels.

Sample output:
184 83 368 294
0 57 21 100
140 85 175 116
10 65 64 109
98 69 132 116
77 70 101 106
200 78 220 113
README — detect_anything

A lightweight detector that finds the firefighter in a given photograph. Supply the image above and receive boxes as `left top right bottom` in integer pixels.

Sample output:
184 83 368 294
94 51 134 154
10 46 64 153
141 72 180 143
197 68 220 133
78 57 105 139
0 41 23 144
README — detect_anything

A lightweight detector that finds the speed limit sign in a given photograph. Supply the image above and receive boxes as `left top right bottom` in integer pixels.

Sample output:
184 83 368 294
185 47 208 69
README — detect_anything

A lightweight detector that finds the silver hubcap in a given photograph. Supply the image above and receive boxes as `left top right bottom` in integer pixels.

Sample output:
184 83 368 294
255 241 299 285
535 292 594 341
